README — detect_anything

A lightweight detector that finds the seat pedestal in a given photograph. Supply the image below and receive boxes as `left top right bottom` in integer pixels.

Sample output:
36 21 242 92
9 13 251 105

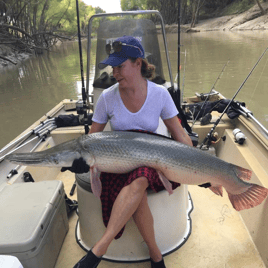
75 176 193 262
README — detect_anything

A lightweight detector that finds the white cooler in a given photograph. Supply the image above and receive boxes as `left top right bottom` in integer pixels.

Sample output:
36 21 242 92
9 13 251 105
0 255 23 268
0 180 69 268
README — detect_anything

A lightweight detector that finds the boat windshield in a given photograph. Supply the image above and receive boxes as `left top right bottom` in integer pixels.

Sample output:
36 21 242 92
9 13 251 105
86 11 173 92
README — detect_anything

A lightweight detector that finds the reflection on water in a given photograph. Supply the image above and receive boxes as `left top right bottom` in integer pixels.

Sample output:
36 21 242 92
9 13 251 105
0 31 267 149
0 40 91 148
163 31 268 130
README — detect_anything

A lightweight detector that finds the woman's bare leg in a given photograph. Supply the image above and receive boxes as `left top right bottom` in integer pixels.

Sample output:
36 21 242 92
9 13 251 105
92 177 149 257
132 193 163 262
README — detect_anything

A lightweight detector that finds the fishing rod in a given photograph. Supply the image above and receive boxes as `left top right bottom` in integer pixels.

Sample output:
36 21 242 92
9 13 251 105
0 119 55 156
177 0 181 96
76 0 89 135
181 49 187 102
6 135 47 179
199 46 268 149
0 122 56 162
0 119 56 157
192 60 229 128
68 0 90 196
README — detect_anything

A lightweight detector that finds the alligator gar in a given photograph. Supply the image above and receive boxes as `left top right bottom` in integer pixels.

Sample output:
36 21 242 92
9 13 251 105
5 131 268 211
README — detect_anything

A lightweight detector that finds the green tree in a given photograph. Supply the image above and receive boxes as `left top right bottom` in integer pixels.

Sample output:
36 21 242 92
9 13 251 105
121 0 148 10
0 0 102 54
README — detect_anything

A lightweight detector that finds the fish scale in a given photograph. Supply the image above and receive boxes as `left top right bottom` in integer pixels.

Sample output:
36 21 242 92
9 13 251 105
5 131 268 211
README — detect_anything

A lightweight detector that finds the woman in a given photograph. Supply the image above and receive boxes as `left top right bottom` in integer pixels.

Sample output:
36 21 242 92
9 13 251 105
73 36 193 268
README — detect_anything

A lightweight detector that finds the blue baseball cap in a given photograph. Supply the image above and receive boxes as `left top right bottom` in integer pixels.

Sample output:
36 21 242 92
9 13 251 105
98 36 145 69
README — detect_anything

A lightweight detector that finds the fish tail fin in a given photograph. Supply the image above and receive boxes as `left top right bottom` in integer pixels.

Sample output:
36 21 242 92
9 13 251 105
227 183 268 211
209 185 223 197
233 164 252 181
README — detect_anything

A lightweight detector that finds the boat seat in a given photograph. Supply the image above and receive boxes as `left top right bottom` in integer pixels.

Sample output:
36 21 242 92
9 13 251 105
93 72 166 90
75 173 193 262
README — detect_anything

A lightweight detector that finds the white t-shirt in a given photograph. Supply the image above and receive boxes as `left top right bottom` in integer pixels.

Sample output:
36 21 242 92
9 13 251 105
92 80 178 132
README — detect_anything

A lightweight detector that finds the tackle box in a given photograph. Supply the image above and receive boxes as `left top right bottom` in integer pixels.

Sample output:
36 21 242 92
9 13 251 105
0 180 69 268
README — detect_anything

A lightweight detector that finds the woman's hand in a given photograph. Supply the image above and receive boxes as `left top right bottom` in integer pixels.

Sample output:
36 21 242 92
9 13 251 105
61 157 90 174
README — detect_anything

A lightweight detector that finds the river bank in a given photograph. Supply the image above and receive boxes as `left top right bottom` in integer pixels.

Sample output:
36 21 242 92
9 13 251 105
0 44 31 71
1 3 268 70
166 2 268 33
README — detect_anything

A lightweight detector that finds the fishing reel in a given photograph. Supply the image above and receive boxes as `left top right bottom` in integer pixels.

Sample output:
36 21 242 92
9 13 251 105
76 100 86 115
76 100 86 124
233 128 246 145
211 132 219 143
76 100 90 124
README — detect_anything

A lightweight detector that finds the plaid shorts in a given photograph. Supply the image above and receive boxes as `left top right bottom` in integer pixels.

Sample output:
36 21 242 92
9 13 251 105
100 167 180 239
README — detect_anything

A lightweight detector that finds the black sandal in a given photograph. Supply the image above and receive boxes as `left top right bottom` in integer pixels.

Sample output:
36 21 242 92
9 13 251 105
73 250 102 268
151 258 166 268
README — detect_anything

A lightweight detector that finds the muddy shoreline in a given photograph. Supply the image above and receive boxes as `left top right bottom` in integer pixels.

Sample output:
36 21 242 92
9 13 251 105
0 44 31 72
1 3 268 71
166 3 268 33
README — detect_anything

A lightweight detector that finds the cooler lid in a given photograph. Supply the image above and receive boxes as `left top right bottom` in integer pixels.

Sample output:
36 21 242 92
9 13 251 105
0 180 64 254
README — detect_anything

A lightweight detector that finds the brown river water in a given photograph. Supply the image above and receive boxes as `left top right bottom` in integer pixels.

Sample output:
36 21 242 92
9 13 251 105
0 31 268 149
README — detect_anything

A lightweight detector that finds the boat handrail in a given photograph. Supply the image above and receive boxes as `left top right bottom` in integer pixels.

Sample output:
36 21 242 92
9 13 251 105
236 104 268 137
86 10 174 99
212 90 268 137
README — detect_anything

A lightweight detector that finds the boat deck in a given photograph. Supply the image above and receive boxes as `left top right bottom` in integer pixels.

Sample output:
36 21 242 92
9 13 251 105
55 171 265 268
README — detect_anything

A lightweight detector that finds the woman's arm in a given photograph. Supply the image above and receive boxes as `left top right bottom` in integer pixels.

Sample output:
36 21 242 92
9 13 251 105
163 116 193 146
89 121 107 134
